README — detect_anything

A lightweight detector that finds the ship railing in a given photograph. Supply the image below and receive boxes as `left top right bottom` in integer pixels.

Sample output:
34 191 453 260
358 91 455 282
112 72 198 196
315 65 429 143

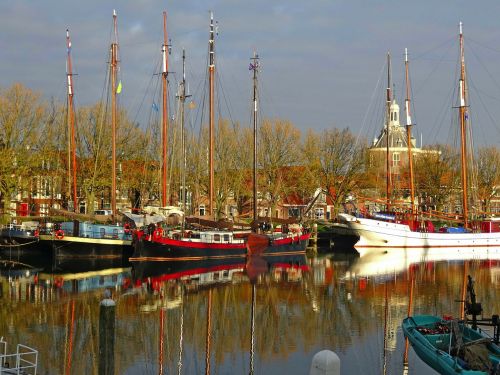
0 338 38 375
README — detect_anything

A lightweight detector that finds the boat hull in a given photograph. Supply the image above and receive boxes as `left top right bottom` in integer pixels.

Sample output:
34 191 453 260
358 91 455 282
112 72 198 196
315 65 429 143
316 223 359 250
344 216 500 257
39 234 133 259
131 233 311 261
0 228 42 254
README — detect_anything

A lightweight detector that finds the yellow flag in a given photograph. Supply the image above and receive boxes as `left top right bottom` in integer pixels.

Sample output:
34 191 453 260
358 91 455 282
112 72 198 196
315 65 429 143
116 81 122 94
188 101 196 109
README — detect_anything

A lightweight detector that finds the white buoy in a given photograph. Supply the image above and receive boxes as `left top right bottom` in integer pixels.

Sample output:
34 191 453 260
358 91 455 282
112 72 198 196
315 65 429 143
309 350 340 375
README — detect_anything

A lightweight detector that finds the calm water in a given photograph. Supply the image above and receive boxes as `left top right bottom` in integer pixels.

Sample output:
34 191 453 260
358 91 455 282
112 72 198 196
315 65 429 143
1 247 500 374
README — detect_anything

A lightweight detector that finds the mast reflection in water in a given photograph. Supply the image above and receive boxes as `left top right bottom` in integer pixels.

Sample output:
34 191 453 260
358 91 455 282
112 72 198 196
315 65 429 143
2 248 500 374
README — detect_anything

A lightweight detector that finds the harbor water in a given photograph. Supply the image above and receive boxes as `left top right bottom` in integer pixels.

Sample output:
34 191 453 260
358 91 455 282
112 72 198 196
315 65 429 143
1 246 500 374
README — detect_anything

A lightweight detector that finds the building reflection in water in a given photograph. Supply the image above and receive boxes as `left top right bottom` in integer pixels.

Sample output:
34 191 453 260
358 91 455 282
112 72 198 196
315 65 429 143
1 248 500 374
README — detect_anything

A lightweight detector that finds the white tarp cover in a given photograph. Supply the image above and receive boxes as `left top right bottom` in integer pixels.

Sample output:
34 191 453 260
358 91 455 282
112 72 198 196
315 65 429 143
122 206 184 227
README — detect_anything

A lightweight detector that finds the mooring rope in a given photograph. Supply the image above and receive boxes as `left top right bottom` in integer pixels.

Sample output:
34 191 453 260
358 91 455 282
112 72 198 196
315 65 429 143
0 239 39 247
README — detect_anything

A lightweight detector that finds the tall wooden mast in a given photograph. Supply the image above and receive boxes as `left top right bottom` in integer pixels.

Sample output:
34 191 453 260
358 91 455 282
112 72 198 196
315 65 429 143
404 48 416 216
179 49 191 221
251 52 259 222
161 11 170 207
208 11 216 218
458 22 469 228
110 10 118 216
66 29 78 213
385 52 392 210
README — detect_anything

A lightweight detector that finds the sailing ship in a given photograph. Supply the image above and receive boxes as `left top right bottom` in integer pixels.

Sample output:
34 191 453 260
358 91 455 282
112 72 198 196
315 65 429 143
131 12 310 261
38 12 133 259
341 23 500 256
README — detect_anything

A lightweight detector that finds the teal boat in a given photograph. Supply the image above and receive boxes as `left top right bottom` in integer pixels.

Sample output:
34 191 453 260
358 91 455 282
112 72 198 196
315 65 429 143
402 315 500 374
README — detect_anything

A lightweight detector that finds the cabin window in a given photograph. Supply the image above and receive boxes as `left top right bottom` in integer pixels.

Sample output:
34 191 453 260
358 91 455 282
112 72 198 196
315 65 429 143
113 229 118 239
100 228 105 238
199 204 205 216
315 208 324 219
213 234 220 242
223 234 230 242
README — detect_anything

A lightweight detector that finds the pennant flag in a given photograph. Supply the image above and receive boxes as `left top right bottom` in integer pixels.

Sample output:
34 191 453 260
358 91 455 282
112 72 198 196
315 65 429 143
152 102 159 112
116 81 122 94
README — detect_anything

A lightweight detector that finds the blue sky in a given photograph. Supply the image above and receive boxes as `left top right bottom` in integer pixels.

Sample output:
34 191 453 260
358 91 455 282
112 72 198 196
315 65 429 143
2 1 500 146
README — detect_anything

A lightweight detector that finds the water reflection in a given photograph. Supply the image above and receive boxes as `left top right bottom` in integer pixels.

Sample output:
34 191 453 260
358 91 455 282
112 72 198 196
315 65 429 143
1 248 500 374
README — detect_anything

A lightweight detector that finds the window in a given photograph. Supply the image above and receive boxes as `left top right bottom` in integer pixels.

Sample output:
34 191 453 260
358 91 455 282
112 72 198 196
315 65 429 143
213 234 220 242
199 204 205 216
223 234 230 242
315 208 324 219
392 153 400 166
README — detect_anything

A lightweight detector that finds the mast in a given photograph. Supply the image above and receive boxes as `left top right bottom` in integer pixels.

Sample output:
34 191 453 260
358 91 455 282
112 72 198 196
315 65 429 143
110 9 118 217
458 21 469 228
386 52 392 211
66 29 78 213
208 11 216 218
250 52 259 223
161 11 170 207
404 48 416 216
179 49 190 226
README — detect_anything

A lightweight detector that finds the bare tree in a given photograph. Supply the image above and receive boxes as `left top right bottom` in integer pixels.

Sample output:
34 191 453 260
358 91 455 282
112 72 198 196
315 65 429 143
258 119 301 218
0 84 47 220
414 144 459 212
304 128 366 215
476 147 500 213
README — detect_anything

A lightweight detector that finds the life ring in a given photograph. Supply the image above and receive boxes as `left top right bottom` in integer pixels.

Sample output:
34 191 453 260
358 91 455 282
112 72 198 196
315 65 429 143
55 229 64 240
124 223 131 234
153 227 163 239
54 277 64 288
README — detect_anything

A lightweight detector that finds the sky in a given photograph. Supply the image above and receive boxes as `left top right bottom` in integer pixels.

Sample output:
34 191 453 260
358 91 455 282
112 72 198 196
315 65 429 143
2 1 500 147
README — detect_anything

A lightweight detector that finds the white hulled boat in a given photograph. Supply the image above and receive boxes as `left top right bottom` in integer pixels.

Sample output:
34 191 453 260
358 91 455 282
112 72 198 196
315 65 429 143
343 23 500 256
